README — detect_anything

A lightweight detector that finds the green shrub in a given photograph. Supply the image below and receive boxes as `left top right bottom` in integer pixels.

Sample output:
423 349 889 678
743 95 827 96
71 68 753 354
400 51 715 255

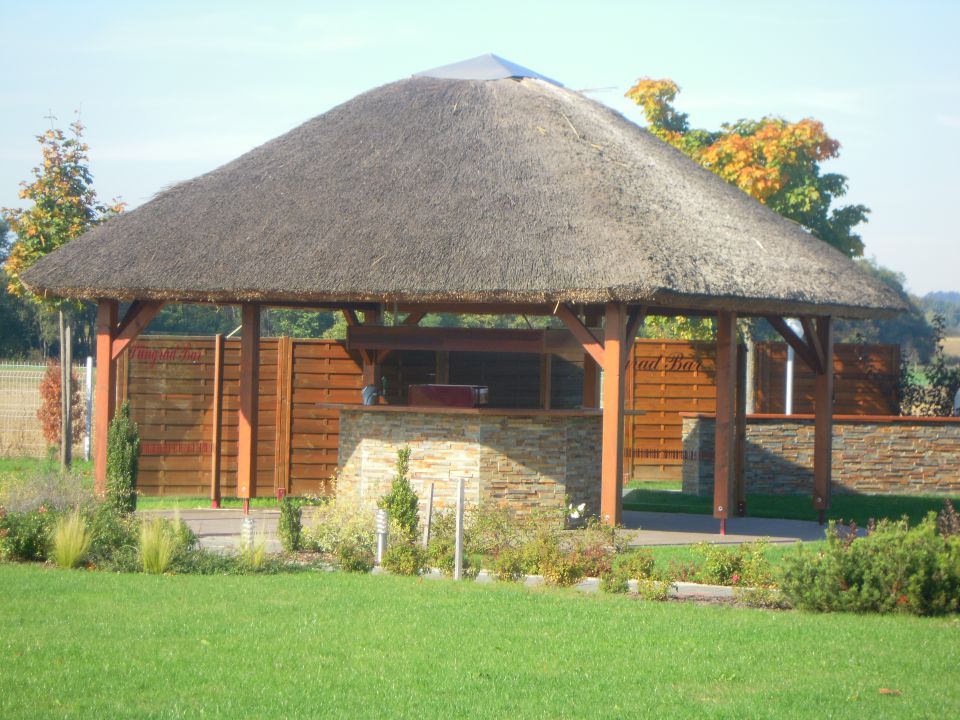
0 508 55 561
106 401 140 515
51 511 92 569
337 541 374 573
383 542 427 576
519 531 563 575
377 447 419 540
612 549 656 581
139 518 177 574
541 552 584 587
692 540 774 587
87 504 140 569
781 515 960 616
599 571 629 594
302 498 375 558
636 578 671 601
278 496 303 552
492 547 526 582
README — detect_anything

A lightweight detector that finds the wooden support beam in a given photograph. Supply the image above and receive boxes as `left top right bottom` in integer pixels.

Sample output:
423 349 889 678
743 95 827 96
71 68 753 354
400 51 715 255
209 334 224 508
236 304 260 500
111 301 164 360
800 316 826 370
540 353 552 409
361 309 381 388
600 302 626 526
555 304 605 366
713 311 737 529
377 311 427 363
734 342 747 516
766 315 822 373
623 306 648 370
348 325 591 355
813 316 834 521
93 300 118 495
395 302 554 316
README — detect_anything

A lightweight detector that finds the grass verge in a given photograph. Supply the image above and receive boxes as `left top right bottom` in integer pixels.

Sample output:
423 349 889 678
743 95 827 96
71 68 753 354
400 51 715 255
1 564 958 719
623 487 960 526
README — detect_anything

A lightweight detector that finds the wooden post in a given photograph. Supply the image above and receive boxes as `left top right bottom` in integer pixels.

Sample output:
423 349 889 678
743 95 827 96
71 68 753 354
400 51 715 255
361 309 381 389
600 303 626 526
454 476 465 580
734 342 747 516
237 304 260 505
210 333 224 508
713 311 737 533
582 309 601 408
93 300 118 495
813 316 834 524
62 320 73 469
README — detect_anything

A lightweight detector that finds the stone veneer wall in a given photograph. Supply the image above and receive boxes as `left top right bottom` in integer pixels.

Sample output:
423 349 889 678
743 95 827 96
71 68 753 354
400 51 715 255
337 409 602 518
682 414 960 496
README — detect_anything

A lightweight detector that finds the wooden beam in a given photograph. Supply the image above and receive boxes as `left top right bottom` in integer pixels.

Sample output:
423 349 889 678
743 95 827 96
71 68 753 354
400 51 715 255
342 309 361 327
734 342 747 516
539 353 552 409
395 302 554 316
623 306 648 370
713 311 737 528
600 302 626 525
236 304 260 500
582 309 601 408
766 315 822 373
349 325 547 355
93 300 118 495
555 304 605 366
361 308 381 388
111 301 164 360
209 334 224 508
378 312 428 363
813 316 834 521
800 316 826 371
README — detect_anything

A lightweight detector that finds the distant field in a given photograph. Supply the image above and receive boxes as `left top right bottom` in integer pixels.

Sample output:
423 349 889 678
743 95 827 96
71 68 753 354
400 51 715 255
943 335 960 362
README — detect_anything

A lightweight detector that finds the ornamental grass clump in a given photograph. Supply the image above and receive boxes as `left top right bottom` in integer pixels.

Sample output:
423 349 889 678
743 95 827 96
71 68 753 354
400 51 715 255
139 518 177 574
51 511 92 569
239 530 268 570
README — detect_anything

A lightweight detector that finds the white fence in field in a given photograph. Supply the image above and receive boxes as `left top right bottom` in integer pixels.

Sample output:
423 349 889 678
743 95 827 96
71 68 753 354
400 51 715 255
0 361 92 458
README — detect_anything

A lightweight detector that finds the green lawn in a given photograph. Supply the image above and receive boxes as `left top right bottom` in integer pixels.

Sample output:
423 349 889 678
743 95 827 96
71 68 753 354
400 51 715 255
0 456 92 478
136 495 280 510
623 486 959 526
1 565 957 719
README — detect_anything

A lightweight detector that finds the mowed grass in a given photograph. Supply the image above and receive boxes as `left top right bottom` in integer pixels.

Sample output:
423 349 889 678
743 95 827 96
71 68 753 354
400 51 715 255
623 486 959 526
2 565 959 719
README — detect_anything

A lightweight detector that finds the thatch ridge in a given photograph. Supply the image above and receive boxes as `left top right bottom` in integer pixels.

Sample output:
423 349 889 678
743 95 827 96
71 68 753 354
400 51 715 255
22 75 906 318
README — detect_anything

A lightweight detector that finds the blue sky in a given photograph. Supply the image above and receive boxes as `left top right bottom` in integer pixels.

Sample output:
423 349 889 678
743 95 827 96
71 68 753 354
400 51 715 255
1 0 957 294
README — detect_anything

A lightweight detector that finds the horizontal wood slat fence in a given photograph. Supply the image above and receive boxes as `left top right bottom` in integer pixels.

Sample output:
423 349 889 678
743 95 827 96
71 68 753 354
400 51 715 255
117 336 898 495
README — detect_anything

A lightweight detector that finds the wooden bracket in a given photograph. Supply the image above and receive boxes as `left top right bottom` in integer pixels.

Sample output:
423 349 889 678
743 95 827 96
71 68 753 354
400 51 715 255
111 301 165 360
555 303 605 366
766 316 822 374
379 312 428 362
623 306 648 370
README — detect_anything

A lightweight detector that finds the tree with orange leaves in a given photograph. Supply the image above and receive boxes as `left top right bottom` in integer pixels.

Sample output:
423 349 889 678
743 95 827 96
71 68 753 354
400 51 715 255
625 78 867 258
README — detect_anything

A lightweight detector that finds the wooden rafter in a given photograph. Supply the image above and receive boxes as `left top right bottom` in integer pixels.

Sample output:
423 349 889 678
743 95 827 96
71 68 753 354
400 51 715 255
111 301 165 360
623 305 648 370
765 315 822 373
800 316 827 371
554 304 605 366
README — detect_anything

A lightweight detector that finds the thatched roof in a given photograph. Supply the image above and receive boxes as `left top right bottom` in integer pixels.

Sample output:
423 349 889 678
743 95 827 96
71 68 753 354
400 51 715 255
23 56 905 318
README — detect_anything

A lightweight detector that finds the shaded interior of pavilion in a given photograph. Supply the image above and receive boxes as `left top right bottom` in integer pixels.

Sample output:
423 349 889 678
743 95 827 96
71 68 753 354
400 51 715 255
91 296 840 533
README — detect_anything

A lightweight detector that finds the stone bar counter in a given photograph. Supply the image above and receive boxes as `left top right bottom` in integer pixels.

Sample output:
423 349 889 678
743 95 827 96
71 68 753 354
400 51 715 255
335 406 602 519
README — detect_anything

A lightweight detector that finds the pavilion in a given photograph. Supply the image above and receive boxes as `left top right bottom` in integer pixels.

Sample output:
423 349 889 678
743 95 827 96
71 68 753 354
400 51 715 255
22 55 905 528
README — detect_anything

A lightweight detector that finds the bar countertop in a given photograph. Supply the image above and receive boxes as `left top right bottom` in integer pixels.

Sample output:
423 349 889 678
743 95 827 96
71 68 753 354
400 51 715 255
317 403 604 418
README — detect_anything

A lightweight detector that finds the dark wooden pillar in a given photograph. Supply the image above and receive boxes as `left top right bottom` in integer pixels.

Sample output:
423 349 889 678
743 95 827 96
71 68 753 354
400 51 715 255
813 316 834 523
713 311 737 533
237 304 260 503
93 300 118 495
361 308 381 388
734 342 747 516
600 303 626 525
583 309 601 408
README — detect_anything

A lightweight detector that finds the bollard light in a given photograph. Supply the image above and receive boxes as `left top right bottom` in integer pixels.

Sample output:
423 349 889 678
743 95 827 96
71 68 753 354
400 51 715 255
241 516 255 549
375 508 389 565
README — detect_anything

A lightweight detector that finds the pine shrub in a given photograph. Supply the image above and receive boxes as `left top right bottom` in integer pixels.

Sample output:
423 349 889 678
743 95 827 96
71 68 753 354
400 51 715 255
377 446 419 540
106 401 140 514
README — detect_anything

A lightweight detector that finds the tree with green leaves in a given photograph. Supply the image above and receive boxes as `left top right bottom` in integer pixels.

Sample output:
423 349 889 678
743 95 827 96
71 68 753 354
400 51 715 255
625 78 868 258
2 118 123 467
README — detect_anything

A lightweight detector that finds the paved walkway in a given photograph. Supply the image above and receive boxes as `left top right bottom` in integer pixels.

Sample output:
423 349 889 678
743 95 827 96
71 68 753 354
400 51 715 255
141 508 829 551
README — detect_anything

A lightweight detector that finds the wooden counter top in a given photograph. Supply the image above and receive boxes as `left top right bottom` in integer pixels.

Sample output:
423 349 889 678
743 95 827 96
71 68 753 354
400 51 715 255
318 403 603 418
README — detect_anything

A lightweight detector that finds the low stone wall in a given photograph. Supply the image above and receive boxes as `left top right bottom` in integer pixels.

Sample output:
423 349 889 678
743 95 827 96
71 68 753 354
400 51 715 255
682 414 960 496
338 408 602 518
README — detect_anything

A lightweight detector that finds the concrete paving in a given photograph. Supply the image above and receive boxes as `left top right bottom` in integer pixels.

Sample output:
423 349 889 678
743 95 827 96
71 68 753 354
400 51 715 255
621 510 830 546
141 507 830 553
